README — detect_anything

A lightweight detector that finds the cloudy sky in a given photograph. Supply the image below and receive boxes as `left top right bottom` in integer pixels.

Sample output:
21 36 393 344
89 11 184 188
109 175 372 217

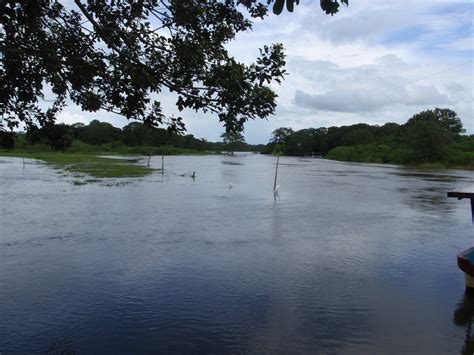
58 0 473 144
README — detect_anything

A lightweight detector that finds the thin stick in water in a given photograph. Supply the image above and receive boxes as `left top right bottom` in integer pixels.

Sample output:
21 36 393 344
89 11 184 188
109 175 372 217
273 155 279 191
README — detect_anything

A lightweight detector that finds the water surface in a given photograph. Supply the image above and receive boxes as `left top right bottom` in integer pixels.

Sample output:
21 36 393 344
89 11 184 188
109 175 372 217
1 154 473 354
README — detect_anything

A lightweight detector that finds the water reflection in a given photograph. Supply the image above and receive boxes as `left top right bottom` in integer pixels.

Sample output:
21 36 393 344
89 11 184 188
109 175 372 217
394 168 473 214
1 155 473 353
221 160 243 166
399 186 457 213
454 292 474 355
392 171 468 182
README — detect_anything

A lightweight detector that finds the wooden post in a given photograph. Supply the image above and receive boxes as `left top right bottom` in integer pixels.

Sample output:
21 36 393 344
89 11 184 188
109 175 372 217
22 157 25 169
273 156 279 192
161 156 164 174
147 154 151 167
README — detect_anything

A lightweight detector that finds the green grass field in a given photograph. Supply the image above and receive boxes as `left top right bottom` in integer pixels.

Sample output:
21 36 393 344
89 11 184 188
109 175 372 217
0 151 157 178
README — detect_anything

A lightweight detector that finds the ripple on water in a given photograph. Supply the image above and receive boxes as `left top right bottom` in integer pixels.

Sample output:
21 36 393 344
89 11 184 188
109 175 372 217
0 155 472 353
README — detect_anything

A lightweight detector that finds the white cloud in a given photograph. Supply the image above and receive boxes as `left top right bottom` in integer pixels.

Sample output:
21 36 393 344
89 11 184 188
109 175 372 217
228 0 473 142
291 56 454 113
438 37 473 51
50 0 473 143
56 112 88 125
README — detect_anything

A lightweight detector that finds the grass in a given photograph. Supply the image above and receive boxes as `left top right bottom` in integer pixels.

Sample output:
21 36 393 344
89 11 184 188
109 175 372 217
0 151 157 178
66 141 213 156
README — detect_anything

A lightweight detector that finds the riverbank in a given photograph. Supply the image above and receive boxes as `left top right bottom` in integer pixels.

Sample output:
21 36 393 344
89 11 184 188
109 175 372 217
320 156 474 171
262 151 474 171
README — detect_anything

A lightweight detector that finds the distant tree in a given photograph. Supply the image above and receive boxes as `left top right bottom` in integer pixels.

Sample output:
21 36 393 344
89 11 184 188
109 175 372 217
70 122 85 139
172 133 203 150
76 120 122 145
221 131 246 155
433 108 465 136
25 126 43 145
250 144 267 152
406 120 451 162
341 128 374 146
71 123 85 128
267 127 294 154
0 131 15 149
270 127 294 144
406 108 464 137
284 128 318 156
41 124 74 151
261 107 468 165
375 122 401 138
312 127 329 154
122 122 157 147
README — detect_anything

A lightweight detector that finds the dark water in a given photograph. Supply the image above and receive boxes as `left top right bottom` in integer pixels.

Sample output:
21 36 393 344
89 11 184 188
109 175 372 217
1 154 473 354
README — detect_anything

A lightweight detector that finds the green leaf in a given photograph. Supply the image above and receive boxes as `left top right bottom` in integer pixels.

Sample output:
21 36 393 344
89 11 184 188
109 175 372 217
273 0 285 15
286 0 294 12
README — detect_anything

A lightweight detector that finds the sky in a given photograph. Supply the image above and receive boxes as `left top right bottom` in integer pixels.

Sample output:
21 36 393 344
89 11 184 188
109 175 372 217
57 0 474 144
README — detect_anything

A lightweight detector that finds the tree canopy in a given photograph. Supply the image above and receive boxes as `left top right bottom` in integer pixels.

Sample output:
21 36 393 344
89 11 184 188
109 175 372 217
221 130 246 154
7 119 264 153
405 108 465 137
261 108 474 166
272 0 348 15
1 0 348 135
270 127 294 144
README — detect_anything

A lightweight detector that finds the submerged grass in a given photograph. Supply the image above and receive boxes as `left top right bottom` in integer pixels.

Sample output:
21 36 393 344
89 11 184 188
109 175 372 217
0 151 157 178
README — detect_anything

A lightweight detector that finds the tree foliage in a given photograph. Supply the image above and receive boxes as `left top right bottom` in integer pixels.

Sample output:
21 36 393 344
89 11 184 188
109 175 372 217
270 127 294 144
272 0 348 15
0 0 285 131
405 108 465 137
26 123 74 151
263 108 474 166
1 0 347 135
406 119 451 162
0 131 15 149
76 119 122 145
9 120 265 153
319 0 349 15
1 0 287 134
221 130 246 154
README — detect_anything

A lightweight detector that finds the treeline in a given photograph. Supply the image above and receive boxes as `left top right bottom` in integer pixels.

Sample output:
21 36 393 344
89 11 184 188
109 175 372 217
262 108 474 166
0 120 262 154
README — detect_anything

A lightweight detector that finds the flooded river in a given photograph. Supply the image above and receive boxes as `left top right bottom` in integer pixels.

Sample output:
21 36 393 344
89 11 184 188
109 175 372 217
1 154 473 354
